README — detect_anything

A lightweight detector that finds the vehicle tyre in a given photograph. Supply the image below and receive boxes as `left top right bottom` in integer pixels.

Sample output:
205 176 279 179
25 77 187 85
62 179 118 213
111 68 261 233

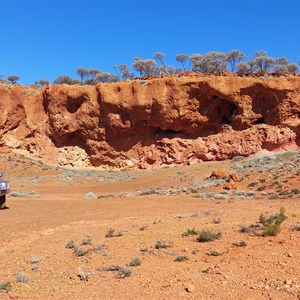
0 195 6 209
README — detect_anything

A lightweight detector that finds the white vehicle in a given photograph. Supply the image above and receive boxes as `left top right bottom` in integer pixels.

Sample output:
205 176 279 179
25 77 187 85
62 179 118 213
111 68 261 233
0 173 9 209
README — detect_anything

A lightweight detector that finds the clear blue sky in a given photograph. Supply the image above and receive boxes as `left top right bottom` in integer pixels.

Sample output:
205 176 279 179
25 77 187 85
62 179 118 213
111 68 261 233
1 0 299 84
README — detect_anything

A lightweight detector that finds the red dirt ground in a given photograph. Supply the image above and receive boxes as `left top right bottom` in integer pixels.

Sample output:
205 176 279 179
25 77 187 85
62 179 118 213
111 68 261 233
1 152 300 300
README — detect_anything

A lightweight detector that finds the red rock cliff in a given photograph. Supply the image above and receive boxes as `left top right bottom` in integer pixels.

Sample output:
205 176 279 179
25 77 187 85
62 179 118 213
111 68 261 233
0 73 299 169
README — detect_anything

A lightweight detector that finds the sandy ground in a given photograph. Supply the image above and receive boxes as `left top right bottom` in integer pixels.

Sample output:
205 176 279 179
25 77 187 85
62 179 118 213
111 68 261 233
1 152 300 300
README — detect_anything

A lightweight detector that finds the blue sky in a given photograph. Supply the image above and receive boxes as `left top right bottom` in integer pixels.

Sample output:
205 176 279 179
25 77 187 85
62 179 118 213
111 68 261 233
1 0 299 84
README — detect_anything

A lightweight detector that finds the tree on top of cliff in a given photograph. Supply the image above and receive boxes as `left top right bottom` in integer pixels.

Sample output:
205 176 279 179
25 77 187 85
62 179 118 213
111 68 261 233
76 68 89 82
87 69 100 79
132 58 158 76
176 53 189 71
191 52 228 73
237 62 251 73
227 50 245 72
274 57 299 73
167 66 183 74
286 63 299 73
35 79 49 87
95 72 118 83
7 75 20 84
154 52 167 74
154 52 166 65
53 75 80 85
114 64 135 81
247 51 275 75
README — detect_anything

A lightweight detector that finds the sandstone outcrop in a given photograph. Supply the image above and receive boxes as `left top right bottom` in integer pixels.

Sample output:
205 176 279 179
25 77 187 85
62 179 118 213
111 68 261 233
0 73 299 169
210 169 228 179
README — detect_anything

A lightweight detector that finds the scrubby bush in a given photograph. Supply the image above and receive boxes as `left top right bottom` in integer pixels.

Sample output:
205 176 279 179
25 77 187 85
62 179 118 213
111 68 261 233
81 237 92 245
175 255 188 262
118 267 132 277
182 228 199 237
66 240 75 249
197 230 222 242
209 250 221 256
232 241 247 247
256 207 287 236
105 228 123 238
155 240 172 249
0 282 12 292
128 257 141 266
74 247 87 257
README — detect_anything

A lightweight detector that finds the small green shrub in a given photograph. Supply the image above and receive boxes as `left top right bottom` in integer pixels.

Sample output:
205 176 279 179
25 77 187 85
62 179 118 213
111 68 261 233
118 267 132 277
247 182 258 188
175 255 188 262
140 189 157 196
209 250 221 256
262 223 281 236
155 240 172 249
182 228 199 237
74 247 87 257
65 240 75 249
192 194 201 198
232 241 247 247
128 257 141 267
257 207 287 237
257 185 266 191
105 228 123 238
0 282 12 292
197 230 222 243
202 268 210 273
81 237 92 245
239 224 253 234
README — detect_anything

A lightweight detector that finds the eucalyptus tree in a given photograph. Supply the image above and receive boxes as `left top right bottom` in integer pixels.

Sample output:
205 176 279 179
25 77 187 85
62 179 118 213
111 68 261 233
227 50 245 71
191 52 228 73
76 68 89 82
7 75 20 84
114 64 134 80
35 79 49 87
176 53 189 71
95 72 118 83
88 68 100 79
53 75 80 85
133 58 157 76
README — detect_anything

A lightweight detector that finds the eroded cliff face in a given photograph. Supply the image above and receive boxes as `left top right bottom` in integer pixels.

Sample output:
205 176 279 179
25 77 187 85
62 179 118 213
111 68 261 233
0 73 300 169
